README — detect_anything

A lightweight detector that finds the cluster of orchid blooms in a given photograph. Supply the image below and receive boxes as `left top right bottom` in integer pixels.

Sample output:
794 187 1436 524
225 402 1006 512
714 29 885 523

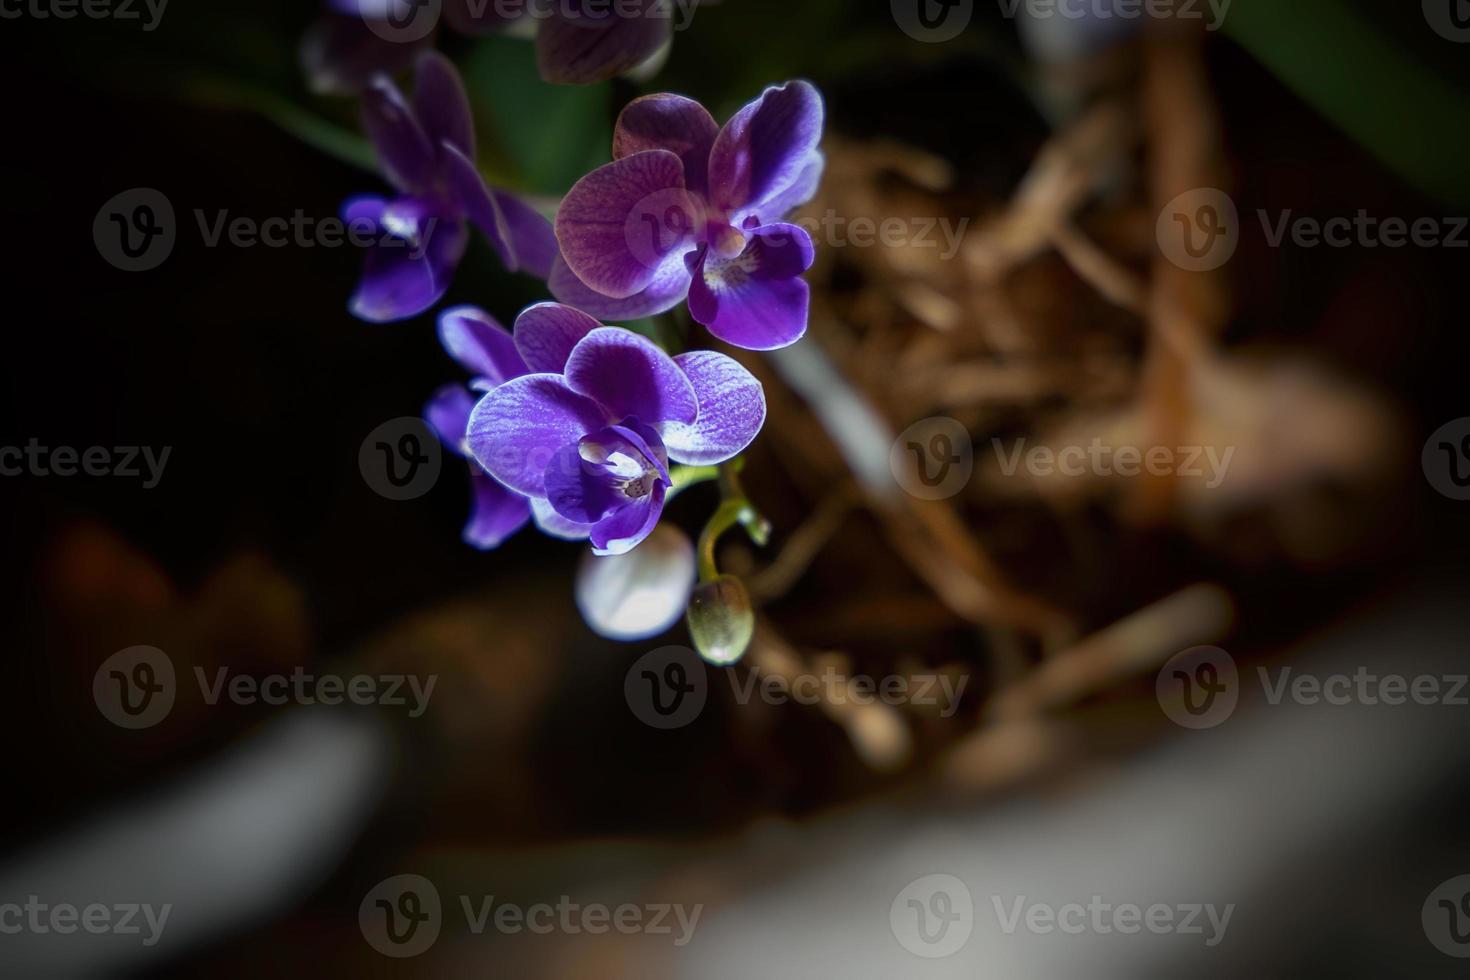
313 11 824 658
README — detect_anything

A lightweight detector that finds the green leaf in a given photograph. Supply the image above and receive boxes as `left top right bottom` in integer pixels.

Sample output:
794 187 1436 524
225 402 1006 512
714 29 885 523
461 36 613 195
1225 0 1470 207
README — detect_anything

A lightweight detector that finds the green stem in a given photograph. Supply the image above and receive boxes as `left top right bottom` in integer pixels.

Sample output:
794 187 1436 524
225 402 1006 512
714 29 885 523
694 460 772 582
667 464 720 502
698 499 752 583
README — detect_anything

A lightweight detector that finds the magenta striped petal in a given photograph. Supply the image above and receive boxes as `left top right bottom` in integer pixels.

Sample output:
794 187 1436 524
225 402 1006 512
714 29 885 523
554 149 695 299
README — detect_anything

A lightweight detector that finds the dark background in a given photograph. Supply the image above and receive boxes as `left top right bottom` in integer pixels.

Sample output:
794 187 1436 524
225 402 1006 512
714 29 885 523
3 1 1470 975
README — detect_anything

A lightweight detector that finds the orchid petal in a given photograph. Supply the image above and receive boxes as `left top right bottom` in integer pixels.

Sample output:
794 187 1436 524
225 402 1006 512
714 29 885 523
564 327 699 425
467 374 608 496
662 351 767 465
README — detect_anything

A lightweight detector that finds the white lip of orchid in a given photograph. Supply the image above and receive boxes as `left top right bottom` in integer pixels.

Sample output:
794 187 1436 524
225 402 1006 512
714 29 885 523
381 209 422 245
579 440 660 499
702 245 761 291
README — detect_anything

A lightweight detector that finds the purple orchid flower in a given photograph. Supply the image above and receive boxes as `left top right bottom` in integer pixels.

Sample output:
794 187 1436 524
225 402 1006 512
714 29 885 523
301 3 434 96
423 307 535 548
467 302 767 555
550 81 825 351
345 50 558 323
306 0 681 92
444 0 679 86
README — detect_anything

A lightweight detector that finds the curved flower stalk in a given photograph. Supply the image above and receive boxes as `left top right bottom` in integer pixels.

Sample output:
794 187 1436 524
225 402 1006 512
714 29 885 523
345 51 557 323
423 307 536 548
551 81 825 351
467 302 767 555
304 0 682 93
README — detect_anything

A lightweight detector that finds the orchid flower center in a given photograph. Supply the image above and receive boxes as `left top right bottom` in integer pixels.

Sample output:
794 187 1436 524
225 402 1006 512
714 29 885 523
708 222 748 261
580 437 659 500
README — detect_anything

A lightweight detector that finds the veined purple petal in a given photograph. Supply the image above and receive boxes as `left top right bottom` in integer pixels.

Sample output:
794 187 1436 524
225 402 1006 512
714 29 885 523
707 80 824 216
544 442 628 525
531 496 593 540
467 374 608 496
513 302 602 374
494 192 558 280
424 383 475 457
438 306 528 386
413 50 476 162
537 10 671 85
565 327 698 425
299 14 429 96
547 253 691 322
362 74 437 194
441 141 516 268
347 211 468 323
662 351 767 465
590 481 666 556
687 223 814 350
464 468 532 550
614 94 718 198
548 421 670 512
739 150 824 226
555 149 695 299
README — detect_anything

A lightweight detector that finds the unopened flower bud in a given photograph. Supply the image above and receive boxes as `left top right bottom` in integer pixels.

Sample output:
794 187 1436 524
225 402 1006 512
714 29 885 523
576 525 696 641
686 575 754 665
